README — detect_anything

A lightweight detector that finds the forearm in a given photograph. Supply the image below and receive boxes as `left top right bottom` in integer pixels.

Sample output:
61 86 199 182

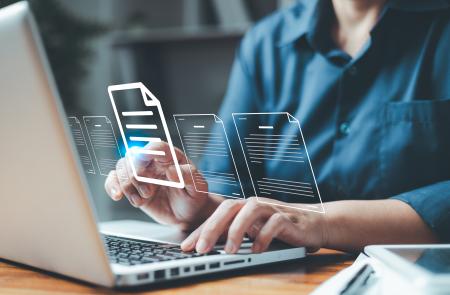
323 199 438 253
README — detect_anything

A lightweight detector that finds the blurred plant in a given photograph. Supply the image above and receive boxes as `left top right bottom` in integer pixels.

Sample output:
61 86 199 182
0 0 106 105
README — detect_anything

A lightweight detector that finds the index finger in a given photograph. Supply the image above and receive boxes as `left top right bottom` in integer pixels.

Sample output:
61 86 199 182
104 170 124 201
226 199 275 253
193 200 245 253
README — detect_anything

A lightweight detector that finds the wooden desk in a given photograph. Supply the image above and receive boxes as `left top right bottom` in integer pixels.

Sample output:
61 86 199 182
0 249 354 295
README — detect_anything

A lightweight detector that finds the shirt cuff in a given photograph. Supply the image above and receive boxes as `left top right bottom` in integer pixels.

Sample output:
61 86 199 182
391 181 450 243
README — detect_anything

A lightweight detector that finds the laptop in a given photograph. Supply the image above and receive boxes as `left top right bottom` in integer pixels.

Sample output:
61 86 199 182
0 2 306 287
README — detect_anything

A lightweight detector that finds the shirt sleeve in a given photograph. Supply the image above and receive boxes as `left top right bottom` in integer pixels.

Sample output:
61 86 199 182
391 181 450 242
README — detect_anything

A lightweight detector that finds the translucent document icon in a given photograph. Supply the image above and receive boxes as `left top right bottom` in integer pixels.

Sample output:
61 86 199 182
67 116 95 174
83 116 122 176
173 114 244 198
108 82 184 189
232 112 324 213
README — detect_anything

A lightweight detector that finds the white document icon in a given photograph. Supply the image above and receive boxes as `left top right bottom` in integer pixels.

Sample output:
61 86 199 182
108 82 184 189
173 114 244 198
83 116 122 176
232 112 324 213
67 116 96 174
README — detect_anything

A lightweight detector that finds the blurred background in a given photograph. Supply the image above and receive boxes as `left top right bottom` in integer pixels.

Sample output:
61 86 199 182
1 0 296 222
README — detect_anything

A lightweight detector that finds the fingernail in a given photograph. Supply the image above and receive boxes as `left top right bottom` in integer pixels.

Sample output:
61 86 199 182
131 194 140 207
225 240 236 253
196 239 209 253
140 185 152 198
181 239 193 250
165 166 178 181
110 188 118 199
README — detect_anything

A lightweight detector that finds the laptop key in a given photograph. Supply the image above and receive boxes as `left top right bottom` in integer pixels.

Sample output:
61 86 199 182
165 252 194 259
129 254 141 260
103 235 220 266
155 255 173 261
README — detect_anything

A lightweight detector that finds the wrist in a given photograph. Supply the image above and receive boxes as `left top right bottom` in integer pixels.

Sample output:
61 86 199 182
320 202 332 249
320 201 353 251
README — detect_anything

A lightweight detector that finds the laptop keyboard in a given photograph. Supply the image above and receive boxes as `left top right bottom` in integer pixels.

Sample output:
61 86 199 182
103 235 221 266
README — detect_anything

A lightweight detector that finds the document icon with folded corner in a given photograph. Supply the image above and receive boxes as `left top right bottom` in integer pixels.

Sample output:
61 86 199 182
232 112 325 213
83 116 122 176
173 114 244 199
108 82 184 189
67 116 95 174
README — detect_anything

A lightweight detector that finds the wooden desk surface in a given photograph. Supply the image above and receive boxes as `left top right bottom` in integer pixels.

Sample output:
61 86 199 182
0 249 354 295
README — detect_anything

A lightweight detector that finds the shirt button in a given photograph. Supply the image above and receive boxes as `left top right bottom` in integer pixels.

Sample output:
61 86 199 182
348 66 358 76
339 122 351 136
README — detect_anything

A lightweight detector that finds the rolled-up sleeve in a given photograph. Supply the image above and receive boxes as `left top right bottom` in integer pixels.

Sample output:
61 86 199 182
391 181 450 242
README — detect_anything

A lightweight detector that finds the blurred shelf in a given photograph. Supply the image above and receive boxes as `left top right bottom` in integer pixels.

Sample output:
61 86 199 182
112 27 247 47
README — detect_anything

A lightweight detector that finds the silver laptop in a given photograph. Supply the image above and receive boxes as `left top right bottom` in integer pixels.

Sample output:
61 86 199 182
0 2 305 287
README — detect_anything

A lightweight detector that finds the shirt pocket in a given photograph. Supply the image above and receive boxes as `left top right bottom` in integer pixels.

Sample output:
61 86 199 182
380 99 450 196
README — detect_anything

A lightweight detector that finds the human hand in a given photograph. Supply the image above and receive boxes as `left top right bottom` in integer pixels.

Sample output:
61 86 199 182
104 142 223 231
180 197 328 254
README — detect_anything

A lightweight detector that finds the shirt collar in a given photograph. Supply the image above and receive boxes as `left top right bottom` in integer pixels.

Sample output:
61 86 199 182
277 0 318 46
277 0 450 47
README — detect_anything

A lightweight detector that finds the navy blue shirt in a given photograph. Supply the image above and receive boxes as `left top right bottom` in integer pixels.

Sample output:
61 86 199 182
200 0 450 242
